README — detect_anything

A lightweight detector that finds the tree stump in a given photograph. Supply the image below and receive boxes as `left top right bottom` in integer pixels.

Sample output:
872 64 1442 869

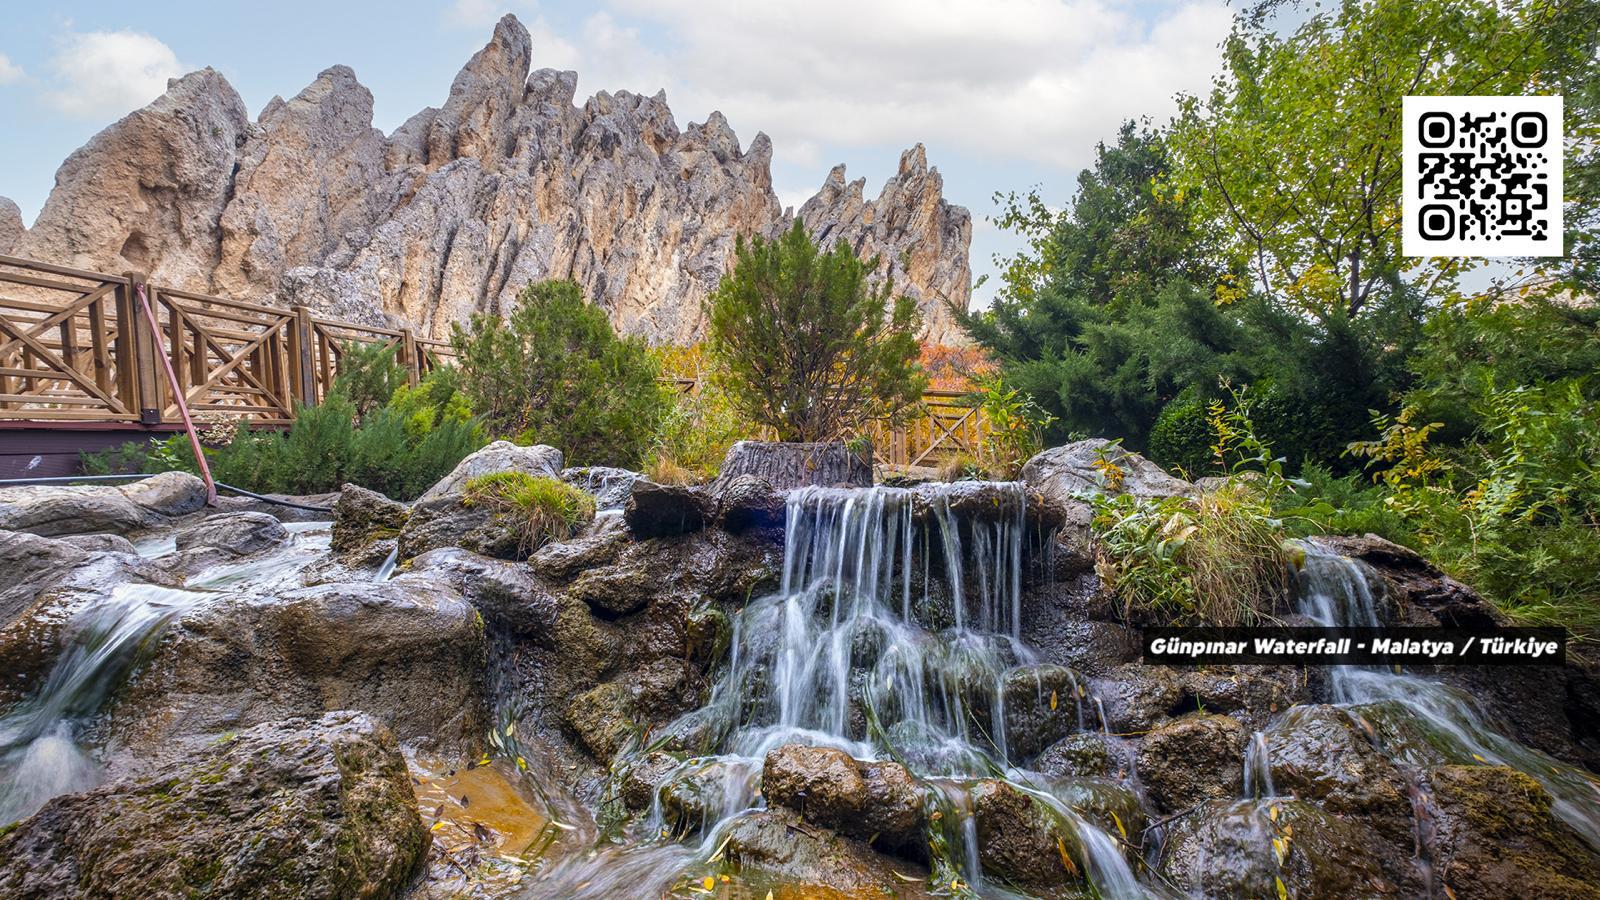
715 441 872 492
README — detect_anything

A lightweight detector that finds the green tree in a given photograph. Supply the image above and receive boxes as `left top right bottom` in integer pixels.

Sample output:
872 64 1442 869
451 280 667 467
959 124 1249 452
1170 0 1593 321
704 220 924 442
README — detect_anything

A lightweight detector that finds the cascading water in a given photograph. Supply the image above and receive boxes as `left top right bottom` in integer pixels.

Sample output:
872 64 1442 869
1293 543 1600 849
533 484 1150 899
0 521 333 825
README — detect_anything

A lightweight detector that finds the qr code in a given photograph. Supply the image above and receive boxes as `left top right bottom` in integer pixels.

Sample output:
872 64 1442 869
1403 95 1563 257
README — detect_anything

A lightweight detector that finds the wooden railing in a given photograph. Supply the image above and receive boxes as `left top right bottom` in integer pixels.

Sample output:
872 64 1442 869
0 256 453 427
0 252 982 468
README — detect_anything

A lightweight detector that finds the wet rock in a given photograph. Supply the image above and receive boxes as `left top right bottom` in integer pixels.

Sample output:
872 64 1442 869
528 522 629 581
1422 764 1600 900
560 466 640 511
417 441 563 502
1312 534 1500 628
1135 713 1246 812
0 711 427 899
999 664 1092 759
713 474 784 532
0 472 208 537
1092 663 1187 733
567 564 653 618
1034 732 1131 780
716 440 872 492
0 530 93 627
659 757 756 830
174 511 289 556
760 744 927 855
407 547 557 640
724 808 933 897
397 495 519 560
618 751 683 811
969 779 1090 890
55 533 139 554
1180 665 1307 730
1022 439 1194 502
564 682 633 762
1262 704 1413 841
1162 799 1404 898
105 573 487 755
330 484 408 555
684 604 731 668
1051 776 1146 839
564 659 704 761
623 479 715 538
1022 595 1141 676
0 552 168 705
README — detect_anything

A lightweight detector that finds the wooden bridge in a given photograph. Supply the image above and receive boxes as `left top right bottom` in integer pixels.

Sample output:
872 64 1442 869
0 255 452 475
0 253 989 477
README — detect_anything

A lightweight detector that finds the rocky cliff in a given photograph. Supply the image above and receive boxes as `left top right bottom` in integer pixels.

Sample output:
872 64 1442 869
5 15 971 345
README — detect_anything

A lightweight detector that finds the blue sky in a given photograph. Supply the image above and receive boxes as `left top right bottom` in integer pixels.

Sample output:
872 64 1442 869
0 0 1236 306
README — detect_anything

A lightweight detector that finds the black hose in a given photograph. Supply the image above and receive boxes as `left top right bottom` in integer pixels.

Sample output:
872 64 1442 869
0 473 335 514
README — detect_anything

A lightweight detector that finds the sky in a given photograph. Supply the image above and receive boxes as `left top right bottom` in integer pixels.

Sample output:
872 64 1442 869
0 0 1237 307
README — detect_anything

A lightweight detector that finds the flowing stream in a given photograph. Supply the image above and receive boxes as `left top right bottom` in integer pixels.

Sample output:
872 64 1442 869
1294 545 1600 849
0 521 332 824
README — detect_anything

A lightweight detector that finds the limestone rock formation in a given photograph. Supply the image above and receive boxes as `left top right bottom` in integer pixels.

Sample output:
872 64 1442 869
14 69 249 285
19 15 971 345
0 197 22 253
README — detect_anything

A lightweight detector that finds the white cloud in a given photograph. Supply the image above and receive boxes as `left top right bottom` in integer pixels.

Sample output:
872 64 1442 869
46 30 183 119
0 53 23 85
526 0 1232 171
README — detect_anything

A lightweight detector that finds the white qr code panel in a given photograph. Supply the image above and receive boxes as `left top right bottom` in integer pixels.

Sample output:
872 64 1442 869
1403 95 1563 258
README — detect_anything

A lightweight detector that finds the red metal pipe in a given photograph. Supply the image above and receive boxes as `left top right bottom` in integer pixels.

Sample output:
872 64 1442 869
134 282 217 504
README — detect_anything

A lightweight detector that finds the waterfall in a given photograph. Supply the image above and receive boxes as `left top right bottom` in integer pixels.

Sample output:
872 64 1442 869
1294 542 1600 849
1243 730 1275 799
373 546 399 582
0 583 207 823
0 521 333 825
533 483 1155 899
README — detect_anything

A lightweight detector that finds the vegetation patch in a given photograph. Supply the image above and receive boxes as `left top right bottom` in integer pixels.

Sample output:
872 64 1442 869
463 472 596 554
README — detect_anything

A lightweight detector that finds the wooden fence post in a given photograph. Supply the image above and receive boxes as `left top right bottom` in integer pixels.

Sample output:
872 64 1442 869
120 271 162 425
287 305 316 407
401 327 420 387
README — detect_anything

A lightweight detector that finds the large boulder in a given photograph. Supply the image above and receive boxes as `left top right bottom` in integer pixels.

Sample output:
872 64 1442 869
715 440 872 492
174 511 289 556
1021 438 1193 502
0 712 428 899
969 779 1099 891
330 484 408 556
712 474 785 532
103 574 487 755
407 547 558 640
397 495 520 560
1162 799 1407 898
417 441 562 502
0 472 208 537
1421 764 1600 899
1135 713 1246 812
1034 732 1133 781
563 658 704 761
723 808 933 897
623 479 715 539
1262 704 1414 842
0 530 95 627
997 664 1091 760
762 744 926 854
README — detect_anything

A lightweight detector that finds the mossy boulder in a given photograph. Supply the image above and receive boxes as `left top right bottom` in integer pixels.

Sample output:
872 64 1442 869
1422 764 1600 899
175 511 289 557
0 712 427 899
